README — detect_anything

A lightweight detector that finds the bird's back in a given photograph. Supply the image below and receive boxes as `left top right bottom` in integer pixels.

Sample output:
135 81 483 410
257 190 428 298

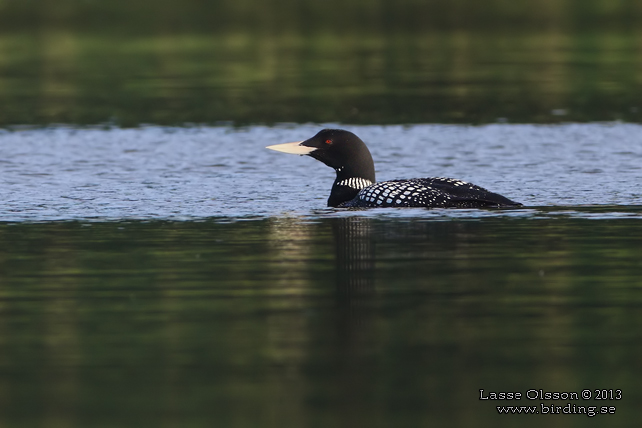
339 177 522 208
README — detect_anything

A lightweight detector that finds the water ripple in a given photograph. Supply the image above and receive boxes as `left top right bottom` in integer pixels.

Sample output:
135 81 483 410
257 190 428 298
1 123 641 222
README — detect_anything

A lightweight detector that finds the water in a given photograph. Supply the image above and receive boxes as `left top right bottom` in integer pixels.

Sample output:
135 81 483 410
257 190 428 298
1 1 642 126
1 124 641 427
1 216 641 427
1 123 641 221
2 1 642 426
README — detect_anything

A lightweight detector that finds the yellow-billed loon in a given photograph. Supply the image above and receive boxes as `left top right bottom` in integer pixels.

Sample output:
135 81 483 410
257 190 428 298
267 129 522 208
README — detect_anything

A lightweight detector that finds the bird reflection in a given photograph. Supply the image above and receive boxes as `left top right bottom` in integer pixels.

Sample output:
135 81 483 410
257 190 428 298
329 216 378 418
332 216 375 297
330 216 376 330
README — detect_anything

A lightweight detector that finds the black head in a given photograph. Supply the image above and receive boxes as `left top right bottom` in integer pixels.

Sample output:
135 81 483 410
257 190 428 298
266 129 377 207
298 129 376 182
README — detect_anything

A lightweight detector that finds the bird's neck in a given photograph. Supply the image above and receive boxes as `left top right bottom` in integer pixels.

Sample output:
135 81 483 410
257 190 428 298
327 168 375 207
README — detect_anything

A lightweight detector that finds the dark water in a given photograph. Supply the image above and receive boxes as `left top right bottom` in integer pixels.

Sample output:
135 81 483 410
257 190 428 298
1 0 642 125
1 216 641 427
1 123 640 427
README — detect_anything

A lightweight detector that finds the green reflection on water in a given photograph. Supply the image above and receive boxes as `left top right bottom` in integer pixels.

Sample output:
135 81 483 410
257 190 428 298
0 0 641 126
0 216 640 427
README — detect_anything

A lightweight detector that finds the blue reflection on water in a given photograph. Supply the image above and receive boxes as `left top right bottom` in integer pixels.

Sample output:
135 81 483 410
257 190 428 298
1 123 641 222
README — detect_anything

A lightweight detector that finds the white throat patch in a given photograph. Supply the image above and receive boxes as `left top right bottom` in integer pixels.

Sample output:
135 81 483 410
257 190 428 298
336 177 374 190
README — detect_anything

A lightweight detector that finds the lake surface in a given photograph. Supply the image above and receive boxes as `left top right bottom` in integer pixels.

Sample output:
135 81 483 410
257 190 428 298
1 0 642 426
1 124 641 221
1 124 641 427
1 0 642 126
1 214 641 427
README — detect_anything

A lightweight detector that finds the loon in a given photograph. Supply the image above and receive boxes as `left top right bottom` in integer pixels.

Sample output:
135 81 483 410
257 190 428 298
266 129 522 208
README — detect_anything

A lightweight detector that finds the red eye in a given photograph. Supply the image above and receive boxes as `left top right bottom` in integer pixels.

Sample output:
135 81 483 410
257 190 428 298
325 139 332 144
